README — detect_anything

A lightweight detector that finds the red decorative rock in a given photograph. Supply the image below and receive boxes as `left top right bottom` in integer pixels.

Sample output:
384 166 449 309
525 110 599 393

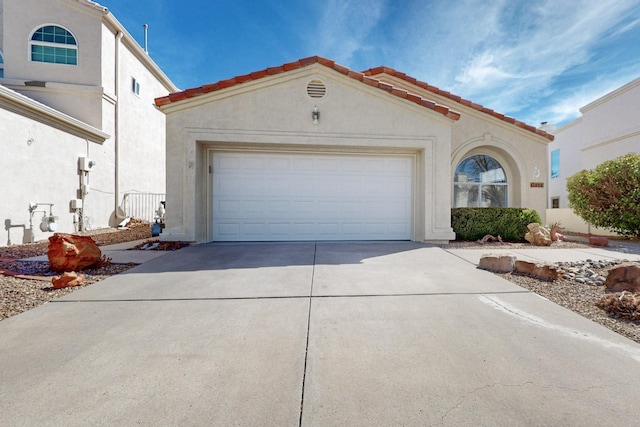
604 263 640 293
589 236 609 247
51 272 85 289
47 233 101 272
515 260 560 281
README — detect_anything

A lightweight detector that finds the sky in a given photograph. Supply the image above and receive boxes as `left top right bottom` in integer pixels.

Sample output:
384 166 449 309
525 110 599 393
99 0 640 128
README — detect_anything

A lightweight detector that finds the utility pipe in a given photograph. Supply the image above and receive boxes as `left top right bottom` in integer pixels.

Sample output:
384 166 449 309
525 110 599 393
114 31 123 223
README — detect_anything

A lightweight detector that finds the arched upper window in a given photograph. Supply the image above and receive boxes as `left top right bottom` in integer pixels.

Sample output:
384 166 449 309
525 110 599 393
454 154 508 207
29 25 77 65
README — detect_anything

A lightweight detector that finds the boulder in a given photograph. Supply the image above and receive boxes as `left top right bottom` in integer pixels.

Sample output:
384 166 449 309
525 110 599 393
589 236 609 247
604 263 640 293
524 223 552 246
478 254 516 273
47 233 101 272
51 272 85 289
515 260 560 281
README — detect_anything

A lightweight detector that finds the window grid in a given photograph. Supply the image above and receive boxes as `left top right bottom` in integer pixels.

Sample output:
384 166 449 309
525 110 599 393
30 25 77 65
32 26 77 45
454 154 509 208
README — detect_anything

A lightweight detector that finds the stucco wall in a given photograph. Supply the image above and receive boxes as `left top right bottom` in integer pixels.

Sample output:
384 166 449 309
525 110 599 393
1 0 174 237
548 77 640 208
0 104 113 246
377 74 550 224
546 209 618 237
115 36 168 198
0 0 4 52
3 0 102 86
161 65 457 243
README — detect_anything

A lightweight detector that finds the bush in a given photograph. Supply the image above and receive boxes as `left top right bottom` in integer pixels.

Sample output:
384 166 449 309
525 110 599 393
567 153 640 237
451 207 542 241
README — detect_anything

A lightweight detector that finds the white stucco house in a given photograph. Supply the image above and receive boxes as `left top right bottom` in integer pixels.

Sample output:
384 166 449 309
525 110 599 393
547 76 640 235
0 0 178 246
156 56 553 244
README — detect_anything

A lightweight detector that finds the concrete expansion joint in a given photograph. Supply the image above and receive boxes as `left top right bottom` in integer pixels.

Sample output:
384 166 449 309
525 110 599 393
298 242 317 426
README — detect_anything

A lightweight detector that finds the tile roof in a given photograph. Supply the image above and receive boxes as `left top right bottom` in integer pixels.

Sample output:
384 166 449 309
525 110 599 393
154 56 461 121
363 66 554 141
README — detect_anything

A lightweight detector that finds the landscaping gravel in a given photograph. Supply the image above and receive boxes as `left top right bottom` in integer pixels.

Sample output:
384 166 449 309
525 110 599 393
0 223 153 320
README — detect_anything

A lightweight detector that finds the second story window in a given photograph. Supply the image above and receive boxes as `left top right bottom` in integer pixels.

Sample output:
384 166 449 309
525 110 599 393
132 77 140 96
30 25 77 65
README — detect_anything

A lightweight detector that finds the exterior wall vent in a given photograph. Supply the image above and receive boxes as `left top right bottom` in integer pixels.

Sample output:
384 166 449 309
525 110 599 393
307 80 326 99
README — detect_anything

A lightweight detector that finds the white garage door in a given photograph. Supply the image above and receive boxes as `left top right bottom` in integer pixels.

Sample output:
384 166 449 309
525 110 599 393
211 151 413 241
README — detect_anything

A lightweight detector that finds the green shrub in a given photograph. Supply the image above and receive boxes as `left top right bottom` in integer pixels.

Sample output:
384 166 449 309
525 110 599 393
451 207 542 241
567 153 640 237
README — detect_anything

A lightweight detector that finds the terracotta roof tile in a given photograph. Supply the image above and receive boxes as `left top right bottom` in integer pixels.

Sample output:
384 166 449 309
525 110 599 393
235 74 253 84
333 63 350 75
362 66 553 141
391 88 408 98
267 66 284 75
154 56 460 121
218 78 236 89
202 82 220 93
283 61 302 71
250 69 269 80
348 70 364 81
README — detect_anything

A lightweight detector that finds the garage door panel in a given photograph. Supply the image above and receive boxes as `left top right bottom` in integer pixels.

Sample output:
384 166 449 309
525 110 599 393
212 152 413 241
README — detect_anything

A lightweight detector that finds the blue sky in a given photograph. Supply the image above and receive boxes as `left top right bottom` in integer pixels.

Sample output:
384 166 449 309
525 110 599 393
100 0 640 128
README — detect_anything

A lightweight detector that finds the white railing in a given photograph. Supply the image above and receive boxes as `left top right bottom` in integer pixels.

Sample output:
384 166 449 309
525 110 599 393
120 193 165 223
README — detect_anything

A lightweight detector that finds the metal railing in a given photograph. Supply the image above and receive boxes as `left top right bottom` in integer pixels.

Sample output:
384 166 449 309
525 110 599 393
120 193 165 223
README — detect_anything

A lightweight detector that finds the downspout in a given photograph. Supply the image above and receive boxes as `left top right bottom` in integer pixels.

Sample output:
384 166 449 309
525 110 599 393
114 31 123 222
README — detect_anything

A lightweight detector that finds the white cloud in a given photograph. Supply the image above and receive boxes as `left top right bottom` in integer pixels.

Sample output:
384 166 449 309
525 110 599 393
313 0 387 64
534 68 640 126
384 0 640 124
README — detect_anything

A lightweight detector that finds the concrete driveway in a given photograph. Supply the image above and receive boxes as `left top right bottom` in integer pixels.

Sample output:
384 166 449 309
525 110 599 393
1 242 640 426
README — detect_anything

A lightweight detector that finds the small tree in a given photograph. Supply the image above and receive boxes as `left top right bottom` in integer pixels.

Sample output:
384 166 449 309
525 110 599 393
567 153 640 237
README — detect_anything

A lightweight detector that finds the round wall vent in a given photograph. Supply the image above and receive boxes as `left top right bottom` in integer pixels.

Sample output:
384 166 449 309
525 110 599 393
307 79 327 99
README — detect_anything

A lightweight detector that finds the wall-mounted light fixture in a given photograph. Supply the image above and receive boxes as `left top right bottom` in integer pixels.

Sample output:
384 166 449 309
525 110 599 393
312 105 320 125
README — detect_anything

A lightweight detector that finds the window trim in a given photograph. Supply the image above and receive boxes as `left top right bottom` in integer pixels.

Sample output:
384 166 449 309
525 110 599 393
453 154 509 208
132 77 141 96
550 149 560 179
28 24 78 66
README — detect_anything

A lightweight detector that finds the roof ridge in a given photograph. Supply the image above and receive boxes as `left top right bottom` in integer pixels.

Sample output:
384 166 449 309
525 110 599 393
363 66 554 141
155 56 461 121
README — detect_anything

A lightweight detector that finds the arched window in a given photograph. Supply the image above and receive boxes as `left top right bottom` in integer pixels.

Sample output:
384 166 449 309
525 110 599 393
454 155 508 207
0 51 4 78
29 25 77 65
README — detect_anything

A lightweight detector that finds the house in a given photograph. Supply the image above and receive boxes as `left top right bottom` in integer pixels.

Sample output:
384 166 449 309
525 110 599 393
0 0 177 246
155 56 553 244
547 76 640 235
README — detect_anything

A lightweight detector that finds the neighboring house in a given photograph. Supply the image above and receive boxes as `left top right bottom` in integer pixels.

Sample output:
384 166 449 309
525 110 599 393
547 76 640 235
0 0 178 246
155 56 553 244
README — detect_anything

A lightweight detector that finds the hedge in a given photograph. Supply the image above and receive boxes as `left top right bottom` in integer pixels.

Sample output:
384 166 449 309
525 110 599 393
451 207 542 241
